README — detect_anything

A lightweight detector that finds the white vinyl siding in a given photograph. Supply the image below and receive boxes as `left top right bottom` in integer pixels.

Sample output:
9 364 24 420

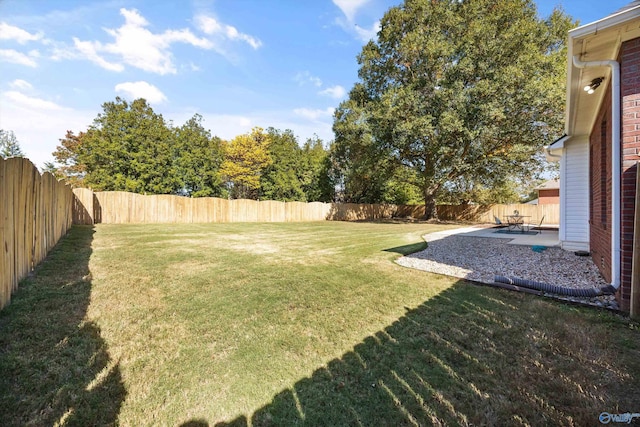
560 137 590 251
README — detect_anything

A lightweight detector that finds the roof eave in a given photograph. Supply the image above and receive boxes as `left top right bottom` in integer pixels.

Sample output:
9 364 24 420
565 4 640 137
548 134 569 150
569 4 640 39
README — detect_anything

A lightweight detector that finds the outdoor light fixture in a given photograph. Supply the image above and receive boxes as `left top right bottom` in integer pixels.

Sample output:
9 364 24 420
583 77 605 94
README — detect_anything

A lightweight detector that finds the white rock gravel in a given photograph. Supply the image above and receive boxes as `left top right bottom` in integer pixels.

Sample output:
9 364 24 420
396 233 619 309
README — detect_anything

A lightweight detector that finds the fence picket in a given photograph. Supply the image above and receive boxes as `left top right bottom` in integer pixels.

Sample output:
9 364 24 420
0 157 74 310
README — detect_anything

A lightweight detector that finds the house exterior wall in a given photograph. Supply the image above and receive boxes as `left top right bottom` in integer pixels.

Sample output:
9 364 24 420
589 84 613 284
589 37 640 311
560 137 590 251
538 189 559 204
620 38 640 312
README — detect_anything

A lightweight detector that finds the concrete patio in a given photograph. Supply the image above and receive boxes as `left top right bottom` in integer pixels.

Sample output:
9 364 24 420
423 225 560 247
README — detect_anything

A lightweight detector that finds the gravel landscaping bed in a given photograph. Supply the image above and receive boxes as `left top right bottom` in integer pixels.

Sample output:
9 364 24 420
396 233 619 310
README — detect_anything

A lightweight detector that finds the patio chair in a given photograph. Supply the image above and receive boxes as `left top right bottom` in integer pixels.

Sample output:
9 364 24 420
494 216 507 228
527 215 545 233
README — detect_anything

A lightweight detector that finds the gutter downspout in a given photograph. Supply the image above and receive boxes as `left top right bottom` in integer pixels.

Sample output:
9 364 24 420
545 147 562 160
572 55 621 290
545 147 564 242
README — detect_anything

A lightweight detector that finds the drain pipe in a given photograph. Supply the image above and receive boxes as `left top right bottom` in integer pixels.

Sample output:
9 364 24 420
545 136 565 241
572 55 621 291
545 148 562 160
494 275 616 297
544 135 565 161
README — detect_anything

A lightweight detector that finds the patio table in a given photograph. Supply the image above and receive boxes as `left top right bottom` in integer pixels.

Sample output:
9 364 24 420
504 215 531 232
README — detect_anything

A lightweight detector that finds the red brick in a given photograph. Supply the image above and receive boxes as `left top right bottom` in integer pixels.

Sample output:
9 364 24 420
590 40 640 312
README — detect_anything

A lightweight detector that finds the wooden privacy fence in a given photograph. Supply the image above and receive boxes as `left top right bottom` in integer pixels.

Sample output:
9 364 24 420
73 190 397 224
73 190 559 225
397 203 559 225
1 157 74 309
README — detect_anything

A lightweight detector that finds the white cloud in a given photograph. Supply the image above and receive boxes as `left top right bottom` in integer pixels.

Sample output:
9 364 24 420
119 7 147 27
9 79 33 90
49 43 79 61
354 21 381 42
163 28 214 49
195 15 262 49
197 113 254 139
332 0 371 22
196 15 222 34
72 38 124 71
73 8 214 74
293 107 335 121
319 85 346 99
0 22 42 44
3 91 65 111
160 106 334 146
115 81 167 104
0 48 38 67
199 112 333 143
333 0 380 42
294 71 322 87
0 89 96 168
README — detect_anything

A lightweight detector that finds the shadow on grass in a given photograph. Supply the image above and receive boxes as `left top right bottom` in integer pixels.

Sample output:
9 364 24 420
216 282 640 426
179 420 210 427
0 226 126 426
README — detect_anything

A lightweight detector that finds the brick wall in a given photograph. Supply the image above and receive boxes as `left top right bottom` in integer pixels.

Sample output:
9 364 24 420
590 86 613 285
538 189 559 205
620 38 640 312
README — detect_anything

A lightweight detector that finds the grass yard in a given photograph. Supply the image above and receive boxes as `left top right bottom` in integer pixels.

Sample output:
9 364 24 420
0 221 639 426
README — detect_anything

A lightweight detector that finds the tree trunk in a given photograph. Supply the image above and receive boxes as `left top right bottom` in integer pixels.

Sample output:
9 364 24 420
423 192 437 220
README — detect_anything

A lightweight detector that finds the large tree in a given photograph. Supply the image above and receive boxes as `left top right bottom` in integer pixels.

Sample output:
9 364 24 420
78 97 179 193
300 136 334 202
259 128 305 201
52 130 87 187
220 127 272 199
0 129 24 158
332 84 395 203
335 0 574 218
438 175 523 205
332 85 422 204
173 114 225 197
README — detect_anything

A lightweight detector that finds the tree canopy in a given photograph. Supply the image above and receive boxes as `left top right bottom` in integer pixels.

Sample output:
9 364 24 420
257 130 334 202
50 98 334 201
333 0 574 217
259 128 305 201
300 136 334 202
173 114 224 197
79 98 178 193
52 130 87 187
220 127 273 199
0 129 24 159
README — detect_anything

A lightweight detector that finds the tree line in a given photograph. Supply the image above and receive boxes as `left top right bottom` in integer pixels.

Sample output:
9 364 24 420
50 97 334 202
6 0 571 214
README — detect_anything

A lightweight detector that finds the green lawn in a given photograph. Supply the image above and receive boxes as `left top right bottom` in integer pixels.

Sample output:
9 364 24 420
1 222 639 426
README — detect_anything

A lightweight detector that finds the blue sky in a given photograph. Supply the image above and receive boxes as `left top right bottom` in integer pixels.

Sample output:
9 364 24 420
0 0 632 168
